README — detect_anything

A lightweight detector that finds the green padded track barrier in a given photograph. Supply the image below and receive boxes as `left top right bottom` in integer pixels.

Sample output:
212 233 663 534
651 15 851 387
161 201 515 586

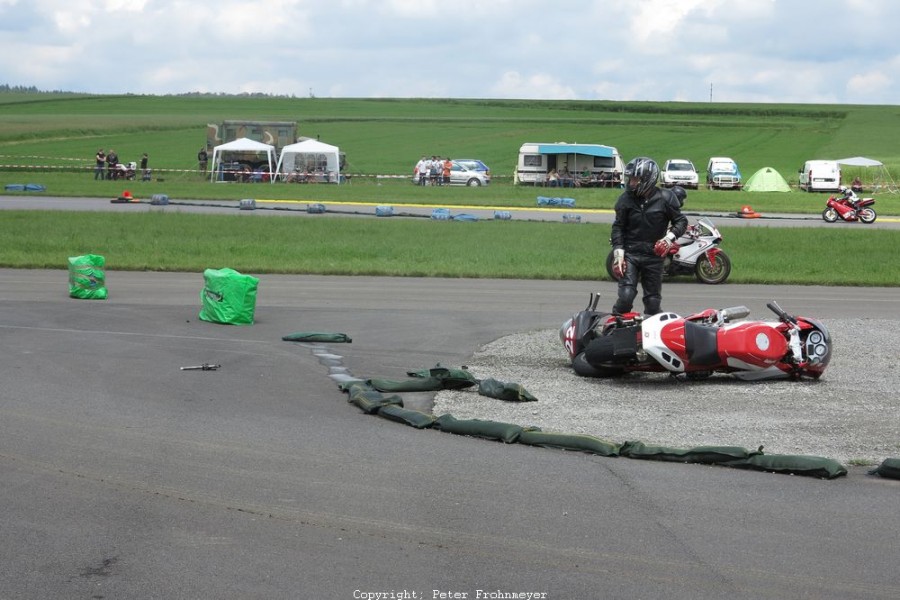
620 441 761 465
433 414 525 444
518 430 620 457
727 453 848 479
376 405 437 429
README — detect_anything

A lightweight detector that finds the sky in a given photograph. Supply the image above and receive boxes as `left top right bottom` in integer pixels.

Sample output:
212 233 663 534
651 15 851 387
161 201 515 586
1 0 898 105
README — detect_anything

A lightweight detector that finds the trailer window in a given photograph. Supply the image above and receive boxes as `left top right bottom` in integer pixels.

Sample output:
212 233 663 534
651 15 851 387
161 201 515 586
523 154 543 167
593 156 616 169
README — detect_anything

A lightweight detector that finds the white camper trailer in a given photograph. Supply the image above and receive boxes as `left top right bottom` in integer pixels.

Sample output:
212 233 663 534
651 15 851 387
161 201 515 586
515 142 624 186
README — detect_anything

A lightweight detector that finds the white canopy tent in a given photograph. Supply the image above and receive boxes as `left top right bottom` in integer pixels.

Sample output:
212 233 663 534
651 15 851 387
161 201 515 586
209 137 276 183
276 139 342 183
836 156 897 193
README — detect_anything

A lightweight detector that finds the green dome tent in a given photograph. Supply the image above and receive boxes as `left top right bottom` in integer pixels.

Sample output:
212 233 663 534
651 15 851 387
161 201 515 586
744 167 792 192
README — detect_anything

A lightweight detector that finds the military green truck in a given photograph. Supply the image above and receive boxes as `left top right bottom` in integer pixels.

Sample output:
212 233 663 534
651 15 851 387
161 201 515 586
206 120 297 172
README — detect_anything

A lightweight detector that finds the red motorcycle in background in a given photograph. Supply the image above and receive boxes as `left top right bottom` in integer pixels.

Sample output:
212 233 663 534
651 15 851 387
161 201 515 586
822 188 876 223
560 293 832 381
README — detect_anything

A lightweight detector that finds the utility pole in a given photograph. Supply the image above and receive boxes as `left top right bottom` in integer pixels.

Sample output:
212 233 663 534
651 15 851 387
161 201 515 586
709 83 713 102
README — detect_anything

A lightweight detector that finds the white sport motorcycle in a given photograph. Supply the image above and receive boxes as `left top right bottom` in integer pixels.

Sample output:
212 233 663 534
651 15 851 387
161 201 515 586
605 216 731 284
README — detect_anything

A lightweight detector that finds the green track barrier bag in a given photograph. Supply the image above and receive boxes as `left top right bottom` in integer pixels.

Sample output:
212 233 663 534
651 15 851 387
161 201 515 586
433 414 524 443
347 389 403 414
518 430 620 457
68 254 108 300
198 268 259 325
868 458 900 480
620 441 759 465
377 405 437 429
727 453 848 479
478 378 538 402
367 377 444 392
407 365 478 390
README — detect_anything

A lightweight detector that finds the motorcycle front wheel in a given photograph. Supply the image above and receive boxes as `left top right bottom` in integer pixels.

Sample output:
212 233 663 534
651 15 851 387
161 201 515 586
822 207 839 223
695 252 731 284
859 208 877 224
572 352 625 378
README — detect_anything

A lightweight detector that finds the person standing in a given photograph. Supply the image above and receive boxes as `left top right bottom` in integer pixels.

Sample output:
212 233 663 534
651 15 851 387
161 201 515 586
198 148 209 175
442 157 452 185
94 149 106 180
609 156 688 316
415 155 427 185
105 149 119 181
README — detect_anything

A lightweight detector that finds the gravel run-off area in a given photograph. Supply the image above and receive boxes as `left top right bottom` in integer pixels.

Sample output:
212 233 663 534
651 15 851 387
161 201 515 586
434 319 900 466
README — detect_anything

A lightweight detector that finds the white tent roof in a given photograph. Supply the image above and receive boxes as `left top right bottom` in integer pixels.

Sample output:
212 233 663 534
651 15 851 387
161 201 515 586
209 137 276 182
836 156 883 167
276 139 342 183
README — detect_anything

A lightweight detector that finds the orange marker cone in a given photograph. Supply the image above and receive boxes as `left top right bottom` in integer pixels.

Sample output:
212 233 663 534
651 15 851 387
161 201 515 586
738 204 761 218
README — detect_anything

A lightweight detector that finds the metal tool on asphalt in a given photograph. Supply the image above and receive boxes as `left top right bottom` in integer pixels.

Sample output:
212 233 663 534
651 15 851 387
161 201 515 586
180 363 221 371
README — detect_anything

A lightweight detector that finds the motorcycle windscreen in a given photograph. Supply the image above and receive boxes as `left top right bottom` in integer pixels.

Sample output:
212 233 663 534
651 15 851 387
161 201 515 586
718 322 788 368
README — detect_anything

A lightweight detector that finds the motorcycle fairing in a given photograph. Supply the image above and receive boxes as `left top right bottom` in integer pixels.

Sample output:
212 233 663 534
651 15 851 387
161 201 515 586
718 322 789 368
646 314 789 374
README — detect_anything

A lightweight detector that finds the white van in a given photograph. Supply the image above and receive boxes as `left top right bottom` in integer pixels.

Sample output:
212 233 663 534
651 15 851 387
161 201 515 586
798 160 841 192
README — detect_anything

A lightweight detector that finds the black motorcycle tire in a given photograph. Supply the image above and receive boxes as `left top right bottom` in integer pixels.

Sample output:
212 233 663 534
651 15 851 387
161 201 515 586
572 352 624 378
695 251 731 284
859 208 877 224
822 207 839 223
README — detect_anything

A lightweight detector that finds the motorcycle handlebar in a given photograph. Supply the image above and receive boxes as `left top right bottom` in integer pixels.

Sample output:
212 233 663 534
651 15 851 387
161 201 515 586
766 301 797 325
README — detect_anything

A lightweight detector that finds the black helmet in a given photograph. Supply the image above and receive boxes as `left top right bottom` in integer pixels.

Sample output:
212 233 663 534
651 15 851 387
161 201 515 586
624 157 659 198
671 185 687 207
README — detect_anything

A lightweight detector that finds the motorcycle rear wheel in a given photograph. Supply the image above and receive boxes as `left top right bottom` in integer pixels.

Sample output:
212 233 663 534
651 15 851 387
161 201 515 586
822 207 839 223
695 252 731 284
859 208 877 224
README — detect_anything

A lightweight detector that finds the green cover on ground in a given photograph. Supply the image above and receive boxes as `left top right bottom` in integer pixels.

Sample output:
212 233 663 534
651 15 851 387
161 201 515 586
198 268 259 325
68 254 108 299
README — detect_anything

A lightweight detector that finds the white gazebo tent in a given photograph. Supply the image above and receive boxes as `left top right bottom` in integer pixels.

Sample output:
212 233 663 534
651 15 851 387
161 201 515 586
836 156 898 193
276 139 342 183
209 137 276 183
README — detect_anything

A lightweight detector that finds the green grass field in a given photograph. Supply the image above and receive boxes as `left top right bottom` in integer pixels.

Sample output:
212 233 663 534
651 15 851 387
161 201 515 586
1 93 898 286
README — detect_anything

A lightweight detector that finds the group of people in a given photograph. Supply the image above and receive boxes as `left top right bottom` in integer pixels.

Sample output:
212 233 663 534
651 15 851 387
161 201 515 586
546 167 620 188
93 149 150 181
414 155 452 185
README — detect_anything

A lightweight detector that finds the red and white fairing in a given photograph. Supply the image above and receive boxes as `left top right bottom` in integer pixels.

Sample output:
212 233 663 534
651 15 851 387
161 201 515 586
643 312 794 380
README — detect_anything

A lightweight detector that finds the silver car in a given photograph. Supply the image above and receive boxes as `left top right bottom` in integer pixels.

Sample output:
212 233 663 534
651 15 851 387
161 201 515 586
413 159 491 186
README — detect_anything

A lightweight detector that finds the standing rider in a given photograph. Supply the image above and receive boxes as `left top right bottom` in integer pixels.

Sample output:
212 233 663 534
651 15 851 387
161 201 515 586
610 157 688 316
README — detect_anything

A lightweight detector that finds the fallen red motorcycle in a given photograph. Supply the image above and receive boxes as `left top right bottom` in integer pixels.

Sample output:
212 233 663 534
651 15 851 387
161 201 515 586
560 293 831 381
822 194 876 223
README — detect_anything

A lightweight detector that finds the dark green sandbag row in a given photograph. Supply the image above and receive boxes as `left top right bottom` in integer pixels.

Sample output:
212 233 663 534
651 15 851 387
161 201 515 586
868 458 900 480
406 365 479 390
728 453 848 480
433 414 525 444
345 383 403 414
377 405 437 429
518 430 620 457
620 441 761 465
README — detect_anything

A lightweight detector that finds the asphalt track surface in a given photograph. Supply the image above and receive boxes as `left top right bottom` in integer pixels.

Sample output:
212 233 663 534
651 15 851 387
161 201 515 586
2 197 900 599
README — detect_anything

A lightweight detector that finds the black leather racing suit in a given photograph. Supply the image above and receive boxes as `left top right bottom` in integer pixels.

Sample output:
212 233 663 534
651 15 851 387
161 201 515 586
610 186 688 315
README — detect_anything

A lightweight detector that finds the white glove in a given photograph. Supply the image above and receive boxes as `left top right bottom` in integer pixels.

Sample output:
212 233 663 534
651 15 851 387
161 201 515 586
653 231 677 257
612 248 625 278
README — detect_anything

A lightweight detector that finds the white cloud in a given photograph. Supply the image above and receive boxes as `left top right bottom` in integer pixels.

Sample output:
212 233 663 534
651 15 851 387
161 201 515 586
1 0 899 103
